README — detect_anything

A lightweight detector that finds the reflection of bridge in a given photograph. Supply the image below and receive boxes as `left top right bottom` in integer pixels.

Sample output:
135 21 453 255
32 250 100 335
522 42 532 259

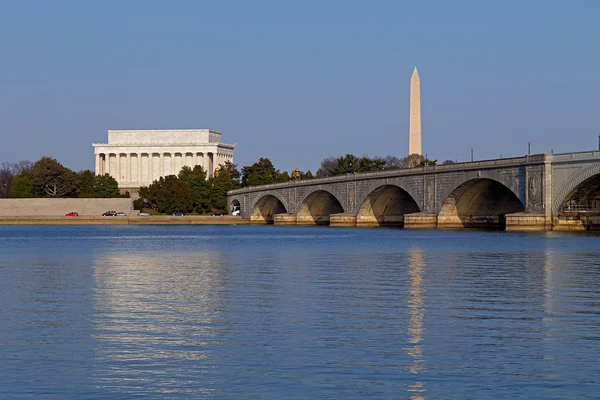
227 151 600 230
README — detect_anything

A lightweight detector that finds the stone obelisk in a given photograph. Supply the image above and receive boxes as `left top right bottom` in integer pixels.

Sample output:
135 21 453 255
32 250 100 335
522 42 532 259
409 66 422 156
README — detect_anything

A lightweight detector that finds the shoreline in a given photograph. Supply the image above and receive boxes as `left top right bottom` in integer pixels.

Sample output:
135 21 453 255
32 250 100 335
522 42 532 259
0 216 250 225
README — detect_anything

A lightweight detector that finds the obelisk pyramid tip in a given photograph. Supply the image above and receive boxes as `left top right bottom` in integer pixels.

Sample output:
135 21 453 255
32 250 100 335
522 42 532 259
412 66 419 78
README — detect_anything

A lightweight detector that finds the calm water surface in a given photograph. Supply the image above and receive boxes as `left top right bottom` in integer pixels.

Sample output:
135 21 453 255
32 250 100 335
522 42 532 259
1 225 600 399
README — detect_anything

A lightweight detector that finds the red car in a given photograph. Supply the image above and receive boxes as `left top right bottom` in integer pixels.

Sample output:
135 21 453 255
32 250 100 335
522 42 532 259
66 212 79 217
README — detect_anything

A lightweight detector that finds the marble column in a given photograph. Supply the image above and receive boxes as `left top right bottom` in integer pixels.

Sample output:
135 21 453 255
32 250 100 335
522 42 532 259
137 154 142 185
159 153 164 178
171 152 176 176
149 154 154 182
116 154 121 183
193 152 198 168
125 154 131 184
105 154 110 177
95 154 101 176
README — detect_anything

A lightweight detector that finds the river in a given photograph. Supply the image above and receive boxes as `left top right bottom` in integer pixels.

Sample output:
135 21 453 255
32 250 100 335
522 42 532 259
1 225 599 399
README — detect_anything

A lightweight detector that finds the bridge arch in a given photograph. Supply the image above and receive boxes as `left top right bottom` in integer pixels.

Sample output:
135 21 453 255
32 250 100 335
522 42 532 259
296 190 344 225
230 199 241 214
554 164 600 216
356 185 421 226
250 194 288 224
438 178 525 229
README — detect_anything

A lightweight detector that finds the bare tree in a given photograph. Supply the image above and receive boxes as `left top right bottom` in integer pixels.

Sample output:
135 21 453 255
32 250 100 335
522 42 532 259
316 156 339 178
0 162 12 198
0 161 32 197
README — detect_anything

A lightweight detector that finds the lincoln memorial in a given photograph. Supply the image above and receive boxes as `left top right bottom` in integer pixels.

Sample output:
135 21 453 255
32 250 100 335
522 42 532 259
93 129 235 191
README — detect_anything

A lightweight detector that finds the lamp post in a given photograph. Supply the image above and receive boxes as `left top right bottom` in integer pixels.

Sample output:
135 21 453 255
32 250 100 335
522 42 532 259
470 148 474 162
598 133 600 151
528 141 531 156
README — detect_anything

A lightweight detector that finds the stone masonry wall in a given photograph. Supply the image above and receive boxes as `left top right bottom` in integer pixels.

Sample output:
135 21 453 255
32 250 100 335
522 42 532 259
0 198 133 216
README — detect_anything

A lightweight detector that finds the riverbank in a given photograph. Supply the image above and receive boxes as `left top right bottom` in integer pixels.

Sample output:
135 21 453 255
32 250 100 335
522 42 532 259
0 216 249 225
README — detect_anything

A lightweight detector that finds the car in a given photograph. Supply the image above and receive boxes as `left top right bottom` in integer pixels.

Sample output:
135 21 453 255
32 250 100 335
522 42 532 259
116 212 127 216
232 205 241 216
102 211 117 216
172 212 185 216
212 212 223 216
137 212 151 216
65 212 79 217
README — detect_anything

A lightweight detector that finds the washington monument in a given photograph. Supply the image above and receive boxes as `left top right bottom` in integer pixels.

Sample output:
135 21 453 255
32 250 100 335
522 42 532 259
409 66 422 156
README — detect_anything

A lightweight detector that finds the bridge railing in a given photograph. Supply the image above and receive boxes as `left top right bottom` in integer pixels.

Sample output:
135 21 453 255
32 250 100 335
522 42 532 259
228 154 546 195
552 150 600 162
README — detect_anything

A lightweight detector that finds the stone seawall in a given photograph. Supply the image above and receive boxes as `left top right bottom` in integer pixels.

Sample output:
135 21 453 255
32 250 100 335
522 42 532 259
0 198 133 216
0 216 248 225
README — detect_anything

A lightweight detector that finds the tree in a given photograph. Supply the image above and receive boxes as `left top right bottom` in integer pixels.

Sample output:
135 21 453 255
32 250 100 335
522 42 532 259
302 170 314 179
418 158 437 167
0 161 33 198
0 162 14 198
179 165 211 213
31 157 77 197
316 156 339 178
94 174 120 198
358 156 386 172
241 158 279 187
220 160 241 189
77 170 97 197
407 153 424 168
442 160 456 165
276 171 291 182
138 175 193 214
331 154 361 175
210 169 233 211
9 172 35 198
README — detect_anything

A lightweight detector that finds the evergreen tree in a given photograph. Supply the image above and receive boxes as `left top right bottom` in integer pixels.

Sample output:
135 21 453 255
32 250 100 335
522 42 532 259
77 170 97 197
139 175 193 214
220 160 241 188
9 172 35 198
179 165 211 213
241 158 279 187
94 174 120 198
210 169 232 211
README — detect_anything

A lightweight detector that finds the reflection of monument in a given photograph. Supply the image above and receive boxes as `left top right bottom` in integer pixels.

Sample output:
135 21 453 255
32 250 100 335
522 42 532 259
405 246 426 399
91 251 226 391
409 67 422 156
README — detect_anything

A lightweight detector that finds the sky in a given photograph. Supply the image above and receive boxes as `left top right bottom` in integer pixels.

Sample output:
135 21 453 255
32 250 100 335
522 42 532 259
0 0 599 173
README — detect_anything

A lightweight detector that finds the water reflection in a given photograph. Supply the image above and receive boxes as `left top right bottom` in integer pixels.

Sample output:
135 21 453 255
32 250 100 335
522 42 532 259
91 251 227 395
405 246 426 399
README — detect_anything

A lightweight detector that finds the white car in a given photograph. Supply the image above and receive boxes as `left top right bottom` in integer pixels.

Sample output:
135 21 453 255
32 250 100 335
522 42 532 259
137 212 151 216
232 206 241 216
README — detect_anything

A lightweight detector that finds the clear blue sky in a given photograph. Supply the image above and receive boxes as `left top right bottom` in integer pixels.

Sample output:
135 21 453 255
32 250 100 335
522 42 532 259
1 0 599 173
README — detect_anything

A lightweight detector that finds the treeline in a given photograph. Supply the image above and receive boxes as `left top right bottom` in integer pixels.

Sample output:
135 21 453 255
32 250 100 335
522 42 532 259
0 157 122 198
314 153 456 178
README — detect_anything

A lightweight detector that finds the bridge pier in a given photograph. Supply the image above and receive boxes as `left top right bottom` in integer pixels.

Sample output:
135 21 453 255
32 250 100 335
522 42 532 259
505 212 549 231
404 212 437 229
296 215 331 226
330 213 357 227
355 215 405 227
437 215 504 229
273 213 297 225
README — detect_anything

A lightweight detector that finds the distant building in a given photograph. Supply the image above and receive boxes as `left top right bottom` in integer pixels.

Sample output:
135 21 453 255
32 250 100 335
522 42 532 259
93 129 235 191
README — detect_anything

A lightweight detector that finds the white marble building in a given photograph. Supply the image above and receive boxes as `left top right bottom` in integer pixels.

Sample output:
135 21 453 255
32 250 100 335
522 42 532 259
93 129 235 190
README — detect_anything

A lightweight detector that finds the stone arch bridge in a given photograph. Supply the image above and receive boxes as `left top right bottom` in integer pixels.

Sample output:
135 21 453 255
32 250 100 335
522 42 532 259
227 151 600 230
